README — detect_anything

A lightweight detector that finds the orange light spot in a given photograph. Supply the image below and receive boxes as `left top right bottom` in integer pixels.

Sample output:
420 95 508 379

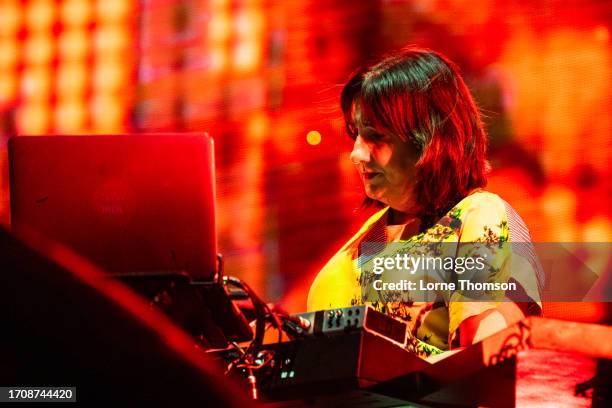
58 29 90 60
91 94 124 132
594 26 609 43
94 25 129 54
24 34 54 65
93 58 126 91
0 1 21 36
21 66 52 101
209 46 227 72
246 111 269 143
234 10 264 38
17 102 51 134
61 0 92 26
210 0 230 8
306 130 322 146
26 0 55 31
56 63 87 97
0 40 19 69
0 72 17 103
208 14 231 43
96 0 131 23
55 97 87 133
232 40 260 72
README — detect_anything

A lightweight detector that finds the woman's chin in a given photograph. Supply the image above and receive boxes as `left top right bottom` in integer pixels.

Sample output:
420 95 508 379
364 187 387 205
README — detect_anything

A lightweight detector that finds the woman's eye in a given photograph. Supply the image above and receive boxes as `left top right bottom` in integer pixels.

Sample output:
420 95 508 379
364 132 385 143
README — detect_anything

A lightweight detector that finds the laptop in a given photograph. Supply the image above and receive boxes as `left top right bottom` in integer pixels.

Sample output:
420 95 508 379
8 133 218 281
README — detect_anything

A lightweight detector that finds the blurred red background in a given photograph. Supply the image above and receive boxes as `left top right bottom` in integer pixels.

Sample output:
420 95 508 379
0 0 610 320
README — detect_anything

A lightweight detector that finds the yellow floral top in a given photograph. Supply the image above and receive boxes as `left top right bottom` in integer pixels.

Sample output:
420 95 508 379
307 191 542 358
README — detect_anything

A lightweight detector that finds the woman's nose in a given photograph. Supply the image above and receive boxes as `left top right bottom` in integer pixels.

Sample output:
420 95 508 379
350 136 371 165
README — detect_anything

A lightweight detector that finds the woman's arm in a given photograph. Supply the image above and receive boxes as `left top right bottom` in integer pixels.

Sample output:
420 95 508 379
426 302 526 363
456 302 526 347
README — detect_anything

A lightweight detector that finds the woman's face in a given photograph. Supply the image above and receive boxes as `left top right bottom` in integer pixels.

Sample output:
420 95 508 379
350 108 419 213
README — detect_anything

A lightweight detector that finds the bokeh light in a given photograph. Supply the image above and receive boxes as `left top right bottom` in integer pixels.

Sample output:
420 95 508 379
55 97 87 132
90 93 124 132
23 34 54 65
16 102 51 134
21 66 52 101
0 73 17 103
56 62 88 97
93 58 126 92
208 14 231 43
0 40 19 70
0 1 22 36
232 41 261 72
25 0 56 31
306 130 321 146
93 25 129 54
58 29 90 60
60 0 92 26
95 0 130 23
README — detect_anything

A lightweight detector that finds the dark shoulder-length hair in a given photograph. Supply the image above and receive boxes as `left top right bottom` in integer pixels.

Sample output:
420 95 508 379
341 46 488 227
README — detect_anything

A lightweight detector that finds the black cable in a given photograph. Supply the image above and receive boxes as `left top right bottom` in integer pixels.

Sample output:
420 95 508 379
223 276 267 349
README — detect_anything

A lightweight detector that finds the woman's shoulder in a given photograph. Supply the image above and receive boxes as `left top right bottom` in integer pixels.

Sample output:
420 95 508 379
449 190 512 242
454 190 507 214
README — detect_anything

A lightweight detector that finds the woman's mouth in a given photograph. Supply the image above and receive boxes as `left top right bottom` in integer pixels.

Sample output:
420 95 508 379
363 172 382 180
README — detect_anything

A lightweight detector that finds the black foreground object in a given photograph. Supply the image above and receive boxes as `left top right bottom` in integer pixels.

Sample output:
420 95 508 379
0 227 252 406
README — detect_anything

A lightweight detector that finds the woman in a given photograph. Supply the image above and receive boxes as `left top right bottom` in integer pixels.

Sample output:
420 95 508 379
307 47 542 358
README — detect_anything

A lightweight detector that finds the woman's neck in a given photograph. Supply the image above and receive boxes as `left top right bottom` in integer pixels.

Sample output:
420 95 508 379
387 207 419 226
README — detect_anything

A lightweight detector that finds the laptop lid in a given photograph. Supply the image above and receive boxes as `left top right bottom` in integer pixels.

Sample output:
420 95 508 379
8 133 218 281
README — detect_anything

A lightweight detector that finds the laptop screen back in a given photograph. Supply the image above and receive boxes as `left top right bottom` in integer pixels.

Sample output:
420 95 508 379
9 134 218 281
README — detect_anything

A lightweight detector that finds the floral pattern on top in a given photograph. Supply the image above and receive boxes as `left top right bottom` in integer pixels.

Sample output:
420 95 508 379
307 191 541 359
